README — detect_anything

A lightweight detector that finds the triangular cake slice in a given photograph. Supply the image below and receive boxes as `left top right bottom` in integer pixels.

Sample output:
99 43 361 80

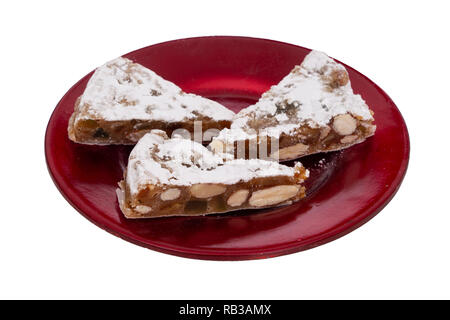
210 51 376 161
68 57 234 145
117 130 308 218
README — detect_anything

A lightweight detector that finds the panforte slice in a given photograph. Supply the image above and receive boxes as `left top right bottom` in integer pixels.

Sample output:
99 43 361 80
210 50 376 161
68 57 234 145
117 131 308 218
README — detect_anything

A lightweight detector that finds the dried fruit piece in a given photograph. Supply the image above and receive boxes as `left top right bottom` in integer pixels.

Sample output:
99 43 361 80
209 139 225 154
329 69 349 88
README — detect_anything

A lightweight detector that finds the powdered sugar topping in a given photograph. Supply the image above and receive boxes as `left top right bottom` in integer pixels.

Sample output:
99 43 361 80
126 131 303 195
215 50 373 143
76 57 234 122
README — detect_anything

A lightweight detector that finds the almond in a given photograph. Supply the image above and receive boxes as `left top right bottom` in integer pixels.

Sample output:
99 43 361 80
190 184 226 199
248 185 300 207
160 188 181 201
320 126 331 140
126 129 151 142
134 205 152 214
227 189 250 207
340 135 358 144
208 139 225 154
329 69 349 88
333 114 357 135
271 143 309 161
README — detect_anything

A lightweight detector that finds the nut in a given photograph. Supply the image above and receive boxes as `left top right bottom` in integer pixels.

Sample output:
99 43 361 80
190 184 227 198
271 143 309 160
126 129 151 142
333 114 357 135
149 129 169 139
319 126 331 140
340 135 359 144
362 123 377 135
227 189 250 207
329 69 349 88
209 139 225 154
160 188 181 201
248 185 300 207
134 205 152 214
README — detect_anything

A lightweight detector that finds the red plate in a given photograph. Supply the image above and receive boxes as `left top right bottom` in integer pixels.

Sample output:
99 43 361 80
45 36 409 260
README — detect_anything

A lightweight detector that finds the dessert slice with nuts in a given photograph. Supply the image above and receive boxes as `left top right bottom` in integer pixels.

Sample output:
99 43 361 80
68 57 234 145
210 50 376 161
117 130 308 218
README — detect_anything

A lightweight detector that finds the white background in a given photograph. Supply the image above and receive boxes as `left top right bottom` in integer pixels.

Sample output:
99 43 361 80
1 0 448 299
